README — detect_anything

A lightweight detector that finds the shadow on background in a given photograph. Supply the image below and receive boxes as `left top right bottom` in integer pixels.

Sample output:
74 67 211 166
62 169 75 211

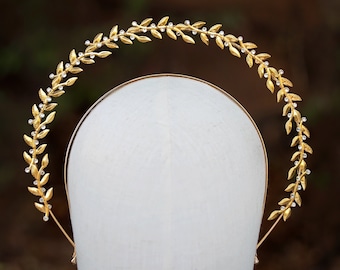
1 0 339 269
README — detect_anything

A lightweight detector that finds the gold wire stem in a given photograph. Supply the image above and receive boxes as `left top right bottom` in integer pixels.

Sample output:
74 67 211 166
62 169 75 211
50 210 75 247
257 213 283 249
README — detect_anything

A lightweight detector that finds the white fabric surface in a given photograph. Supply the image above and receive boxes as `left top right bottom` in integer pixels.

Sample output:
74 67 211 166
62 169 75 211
66 74 267 270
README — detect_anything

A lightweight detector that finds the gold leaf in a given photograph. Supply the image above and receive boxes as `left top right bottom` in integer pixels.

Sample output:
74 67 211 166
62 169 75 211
166 28 177 40
39 89 48 103
24 134 35 148
300 176 307 190
229 45 240 58
290 151 301 161
109 25 118 38
65 77 78 86
135 35 152 43
281 77 293 87
37 129 50 139
93 33 103 43
192 21 206 28
209 24 222 33
182 34 195 44
31 165 39 179
56 61 64 75
126 26 138 34
295 192 302 206
246 53 253 68
277 89 285 102
45 111 56 124
85 45 97 53
285 183 296 192
33 117 41 129
69 67 83 74
290 135 300 147
45 187 53 201
97 51 112 58
106 42 119 49
268 210 281 220
200 33 209 45
41 106 51 116
119 36 133 44
49 90 65 97
52 76 61 87
40 173 50 186
23 151 32 164
157 16 169 26
302 125 310 138
303 143 313 154
287 166 296 180
257 63 265 78
293 110 301 122
225 34 238 42
80 58 95 64
36 144 47 155
215 36 224 49
34 202 46 213
41 154 49 168
151 29 162 39
269 67 278 77
283 207 291 221
140 18 153 27
285 119 292 134
32 104 40 118
256 53 271 60
278 198 291 206
288 93 302 102
28 186 41 196
299 160 307 171
282 104 291 116
266 79 275 93
243 42 257 49
69 49 77 64
175 23 187 29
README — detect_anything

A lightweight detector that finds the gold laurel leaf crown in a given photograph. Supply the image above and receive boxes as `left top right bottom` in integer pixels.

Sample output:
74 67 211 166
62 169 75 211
23 16 312 264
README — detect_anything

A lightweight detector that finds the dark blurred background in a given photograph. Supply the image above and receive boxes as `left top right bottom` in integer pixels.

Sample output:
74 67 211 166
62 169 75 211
1 0 339 269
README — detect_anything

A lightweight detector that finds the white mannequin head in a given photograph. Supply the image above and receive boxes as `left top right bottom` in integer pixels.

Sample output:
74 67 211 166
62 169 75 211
65 74 267 269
